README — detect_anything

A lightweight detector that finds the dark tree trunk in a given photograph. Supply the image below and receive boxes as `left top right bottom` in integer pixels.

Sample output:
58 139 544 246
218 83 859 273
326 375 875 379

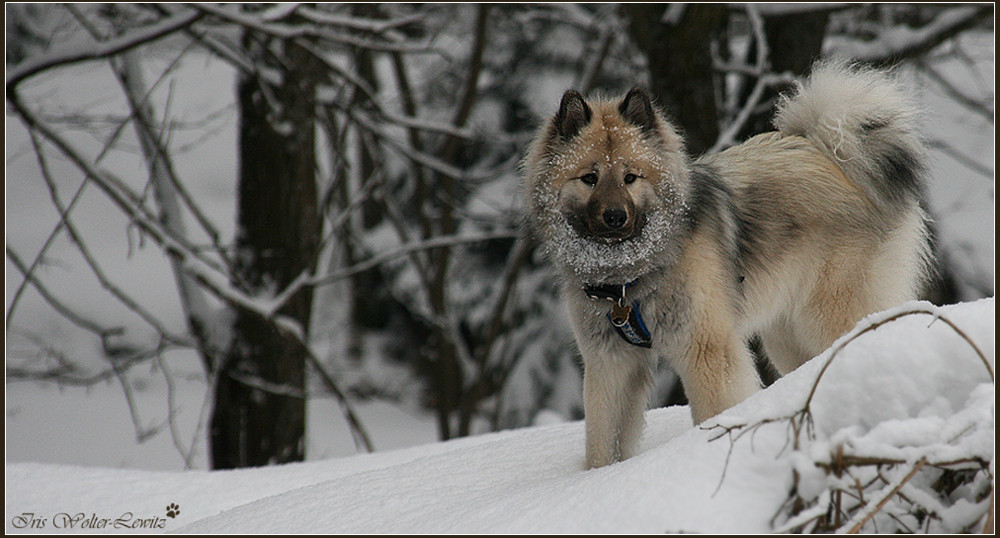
209 35 321 469
736 9 831 140
624 4 728 156
425 5 490 441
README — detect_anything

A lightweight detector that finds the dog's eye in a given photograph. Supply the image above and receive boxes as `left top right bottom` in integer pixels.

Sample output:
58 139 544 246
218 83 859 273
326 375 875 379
580 173 598 185
624 173 638 184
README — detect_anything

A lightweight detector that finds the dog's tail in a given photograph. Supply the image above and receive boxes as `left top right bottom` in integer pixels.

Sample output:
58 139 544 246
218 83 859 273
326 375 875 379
774 60 927 210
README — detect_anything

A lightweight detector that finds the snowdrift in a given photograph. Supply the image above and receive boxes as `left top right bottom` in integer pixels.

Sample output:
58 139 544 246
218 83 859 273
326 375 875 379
6 299 994 534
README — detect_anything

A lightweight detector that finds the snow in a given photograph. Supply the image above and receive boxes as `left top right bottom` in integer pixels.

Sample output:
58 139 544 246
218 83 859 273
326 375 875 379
6 299 993 533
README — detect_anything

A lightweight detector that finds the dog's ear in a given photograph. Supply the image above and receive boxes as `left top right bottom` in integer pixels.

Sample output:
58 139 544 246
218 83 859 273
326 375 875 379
555 90 592 140
619 87 658 134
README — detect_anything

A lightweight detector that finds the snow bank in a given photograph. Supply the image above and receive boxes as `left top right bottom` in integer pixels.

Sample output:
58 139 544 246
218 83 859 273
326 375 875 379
6 299 993 534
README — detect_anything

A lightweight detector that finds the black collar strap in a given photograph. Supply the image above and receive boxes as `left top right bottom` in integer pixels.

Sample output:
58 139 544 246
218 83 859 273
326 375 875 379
583 279 638 302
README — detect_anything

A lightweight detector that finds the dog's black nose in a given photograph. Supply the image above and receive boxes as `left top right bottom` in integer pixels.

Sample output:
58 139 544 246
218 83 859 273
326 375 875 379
603 208 628 228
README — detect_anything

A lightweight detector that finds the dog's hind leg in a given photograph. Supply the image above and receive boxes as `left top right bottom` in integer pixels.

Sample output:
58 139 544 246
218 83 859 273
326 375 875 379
676 328 762 424
582 352 654 469
798 237 924 359
760 317 813 375
670 230 763 424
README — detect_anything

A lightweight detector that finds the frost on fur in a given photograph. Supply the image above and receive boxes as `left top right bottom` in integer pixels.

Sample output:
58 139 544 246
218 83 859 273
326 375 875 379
773 60 928 210
521 91 691 285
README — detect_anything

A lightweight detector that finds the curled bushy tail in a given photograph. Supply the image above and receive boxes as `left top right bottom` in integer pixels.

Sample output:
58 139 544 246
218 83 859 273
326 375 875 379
774 60 927 209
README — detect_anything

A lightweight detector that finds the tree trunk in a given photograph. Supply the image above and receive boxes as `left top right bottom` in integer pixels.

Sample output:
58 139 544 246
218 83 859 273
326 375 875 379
114 51 219 373
209 35 321 469
624 4 728 156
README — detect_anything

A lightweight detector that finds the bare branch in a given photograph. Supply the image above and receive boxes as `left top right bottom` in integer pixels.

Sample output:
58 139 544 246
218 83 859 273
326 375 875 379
6 247 123 340
344 110 483 181
917 59 994 122
710 4 772 153
310 230 519 288
112 48 226 371
805 306 994 412
6 8 204 92
575 20 615 95
828 5 993 65
927 139 995 180
8 91 241 297
154 345 198 469
12 130 198 351
296 5 424 34
306 350 374 453
6 83 149 325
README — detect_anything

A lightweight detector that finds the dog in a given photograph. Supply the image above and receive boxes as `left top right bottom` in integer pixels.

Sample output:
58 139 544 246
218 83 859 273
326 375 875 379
521 60 931 469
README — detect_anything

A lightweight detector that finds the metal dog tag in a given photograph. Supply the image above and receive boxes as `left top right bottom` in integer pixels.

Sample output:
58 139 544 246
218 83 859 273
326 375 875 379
609 301 632 327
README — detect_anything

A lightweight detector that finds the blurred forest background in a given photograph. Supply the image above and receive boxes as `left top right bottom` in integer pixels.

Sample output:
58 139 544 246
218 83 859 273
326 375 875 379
5 3 994 470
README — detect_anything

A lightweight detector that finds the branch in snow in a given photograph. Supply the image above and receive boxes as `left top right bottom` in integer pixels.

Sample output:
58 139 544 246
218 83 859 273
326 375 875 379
804 305 993 406
310 230 519 289
190 4 314 40
841 458 928 533
705 302 994 532
192 4 426 53
827 5 992 64
296 5 425 34
710 73 795 153
257 3 301 23
5 8 204 92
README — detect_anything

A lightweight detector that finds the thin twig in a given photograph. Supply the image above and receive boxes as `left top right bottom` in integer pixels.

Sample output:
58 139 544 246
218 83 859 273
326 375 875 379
842 459 928 533
6 247 123 340
155 344 198 469
805 306 993 413
6 8 205 91
18 130 198 350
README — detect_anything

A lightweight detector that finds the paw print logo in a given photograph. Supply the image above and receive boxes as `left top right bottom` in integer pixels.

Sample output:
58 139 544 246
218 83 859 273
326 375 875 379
166 503 180 519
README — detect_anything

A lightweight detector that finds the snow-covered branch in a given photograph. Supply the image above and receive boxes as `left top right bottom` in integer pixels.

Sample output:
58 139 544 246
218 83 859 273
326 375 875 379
296 5 424 34
5 8 203 91
310 230 519 289
828 5 992 64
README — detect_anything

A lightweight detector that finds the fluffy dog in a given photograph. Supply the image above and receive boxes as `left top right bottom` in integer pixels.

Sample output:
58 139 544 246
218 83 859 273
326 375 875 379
521 61 931 469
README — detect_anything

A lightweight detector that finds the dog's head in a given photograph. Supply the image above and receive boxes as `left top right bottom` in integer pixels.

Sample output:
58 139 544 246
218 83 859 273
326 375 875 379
522 88 690 280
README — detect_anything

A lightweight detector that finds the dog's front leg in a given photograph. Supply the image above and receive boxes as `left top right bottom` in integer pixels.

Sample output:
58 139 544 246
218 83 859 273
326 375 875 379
582 351 654 469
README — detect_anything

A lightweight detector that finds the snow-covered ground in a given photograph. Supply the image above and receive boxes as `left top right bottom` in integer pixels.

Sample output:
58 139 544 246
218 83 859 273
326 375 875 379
6 299 994 533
